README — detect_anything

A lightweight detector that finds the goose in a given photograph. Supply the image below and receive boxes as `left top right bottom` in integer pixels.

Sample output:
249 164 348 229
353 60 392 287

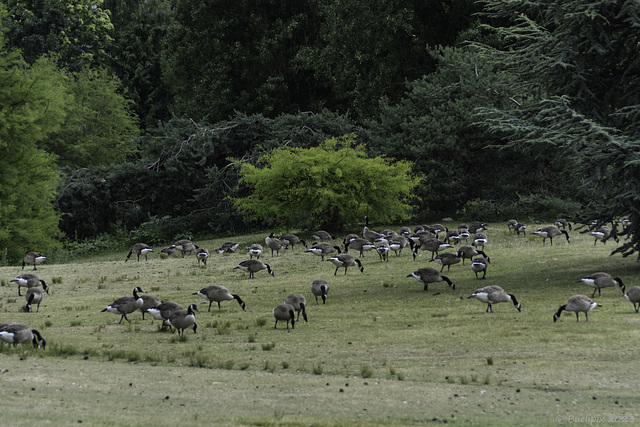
471 257 489 280
284 293 308 322
507 219 518 233
279 234 307 250
195 247 209 266
342 233 359 246
407 267 455 291
311 279 329 304
590 226 619 246
246 243 263 259
577 272 625 297
0 322 46 349
217 242 240 254
468 221 487 233
125 243 153 262
147 301 184 328
431 252 461 272
380 229 398 239
194 285 246 311
344 238 375 257
234 259 274 278
412 238 452 261
265 232 285 257
22 252 46 270
273 304 295 329
409 230 435 245
399 226 411 236
167 304 199 336
458 227 470 243
25 284 49 312
311 230 334 241
554 219 572 230
532 225 570 246
327 253 364 275
305 243 341 261
468 286 521 313
139 293 161 320
171 239 199 257
456 245 490 265
623 286 640 313
553 295 600 322
10 273 46 296
472 232 488 249
389 235 410 256
159 247 177 258
515 223 527 236
363 216 384 242
375 240 390 262
101 286 145 324
445 229 461 245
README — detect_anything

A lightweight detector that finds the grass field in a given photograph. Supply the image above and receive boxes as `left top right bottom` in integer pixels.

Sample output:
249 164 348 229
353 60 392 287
1 222 639 426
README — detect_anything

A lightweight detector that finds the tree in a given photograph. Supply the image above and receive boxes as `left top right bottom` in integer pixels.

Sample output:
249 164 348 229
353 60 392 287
233 134 421 231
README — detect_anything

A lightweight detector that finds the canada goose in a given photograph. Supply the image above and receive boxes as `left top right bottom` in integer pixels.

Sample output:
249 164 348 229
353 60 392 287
380 229 398 239
445 229 461 245
468 221 487 233
311 230 334 241
22 252 46 270
10 273 46 296
431 252 461 272
344 238 375 257
0 322 46 349
578 272 625 297
327 254 364 275
159 247 177 258
399 226 411 236
458 227 470 243
515 223 527 236
305 243 341 261
623 286 640 313
342 233 359 246
553 295 600 322
279 234 307 250
468 286 521 313
273 304 295 329
194 285 246 311
167 304 199 336
234 259 274 278
412 238 452 261
217 242 240 254
265 232 285 257
409 230 435 245
195 247 209 266
375 240 390 262
125 243 153 262
284 293 308 322
147 301 184 328
311 279 330 304
470 257 489 279
456 245 490 265
25 284 49 312
101 286 145 324
507 219 518 232
247 243 263 259
407 267 455 291
472 232 488 249
389 236 410 256
590 226 619 246
532 225 570 246
554 219 572 230
139 293 161 320
171 239 199 257
363 216 384 242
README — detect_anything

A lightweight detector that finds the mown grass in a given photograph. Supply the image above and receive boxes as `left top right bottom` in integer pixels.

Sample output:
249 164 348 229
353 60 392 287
1 223 639 426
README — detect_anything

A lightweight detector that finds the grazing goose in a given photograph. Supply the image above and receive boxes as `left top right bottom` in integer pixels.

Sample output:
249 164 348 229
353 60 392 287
413 238 452 261
468 286 521 313
407 267 455 291
101 286 145 324
590 226 619 246
363 216 384 242
195 247 209 266
472 232 488 249
532 225 570 246
217 242 240 254
375 240 390 262
171 239 199 257
234 259 274 278
468 221 487 234
25 284 49 312
284 293 308 322
194 285 246 311
327 253 364 276
0 322 46 349
389 235 410 256
515 223 527 236
471 257 489 279
554 219 572 230
273 304 295 329
344 238 375 257
305 243 341 261
431 252 461 272
147 301 184 328
265 232 285 257
311 279 330 304
343 233 359 246
247 243 263 259
577 272 625 297
445 229 461 245
456 245 490 265
159 247 177 258
458 227 470 243
399 226 412 236
10 273 46 296
279 234 307 250
507 219 518 233
623 286 640 313
167 304 199 336
553 295 600 322
125 243 153 262
139 293 161 320
311 230 334 241
22 252 46 270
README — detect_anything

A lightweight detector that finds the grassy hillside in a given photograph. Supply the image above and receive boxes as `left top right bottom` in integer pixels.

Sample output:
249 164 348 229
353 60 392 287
1 222 639 426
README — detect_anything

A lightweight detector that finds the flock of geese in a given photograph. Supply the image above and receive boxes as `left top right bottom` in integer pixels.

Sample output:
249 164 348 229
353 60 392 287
1 216 637 349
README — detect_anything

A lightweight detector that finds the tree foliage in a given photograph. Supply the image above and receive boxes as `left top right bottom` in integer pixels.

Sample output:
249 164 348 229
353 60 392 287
233 134 421 231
